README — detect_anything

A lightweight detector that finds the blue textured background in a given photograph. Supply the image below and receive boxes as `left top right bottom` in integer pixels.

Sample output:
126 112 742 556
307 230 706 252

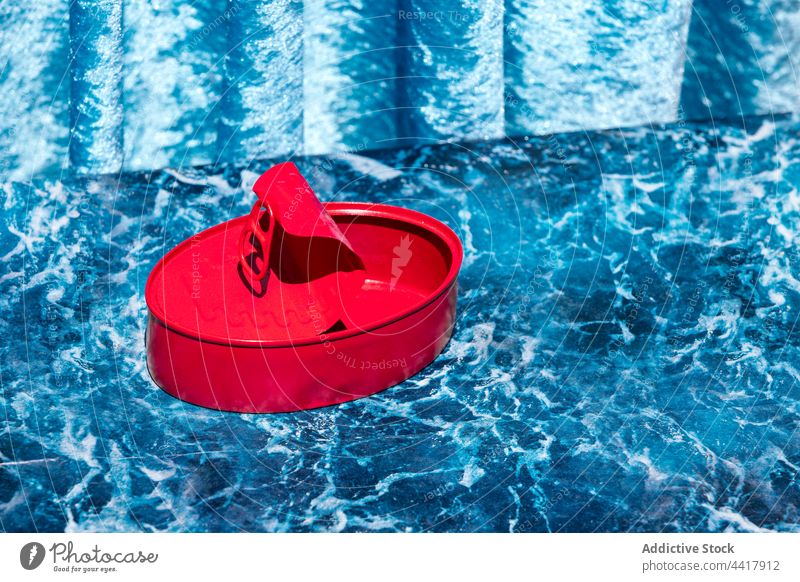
682 0 800 122
2 112 799 532
2 1 800 180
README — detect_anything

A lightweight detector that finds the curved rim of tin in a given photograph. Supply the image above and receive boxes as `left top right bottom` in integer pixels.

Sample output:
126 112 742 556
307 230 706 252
145 202 464 349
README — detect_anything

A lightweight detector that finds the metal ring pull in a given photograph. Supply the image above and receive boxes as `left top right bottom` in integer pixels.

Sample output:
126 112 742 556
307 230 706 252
237 199 274 297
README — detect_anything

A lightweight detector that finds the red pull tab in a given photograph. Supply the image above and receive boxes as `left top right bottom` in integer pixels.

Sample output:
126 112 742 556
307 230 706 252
237 162 365 335
253 163 344 244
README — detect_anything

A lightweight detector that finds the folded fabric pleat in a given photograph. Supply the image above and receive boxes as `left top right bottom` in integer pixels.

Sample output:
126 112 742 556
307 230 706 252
681 0 800 121
69 0 124 175
303 0 400 154
122 0 226 171
0 0 69 182
4 0 800 179
218 0 304 164
505 0 693 136
398 0 505 144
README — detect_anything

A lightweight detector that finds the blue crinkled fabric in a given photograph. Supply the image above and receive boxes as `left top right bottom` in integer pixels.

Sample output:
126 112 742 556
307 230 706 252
681 0 800 121
304 0 400 154
504 0 693 134
2 1 799 180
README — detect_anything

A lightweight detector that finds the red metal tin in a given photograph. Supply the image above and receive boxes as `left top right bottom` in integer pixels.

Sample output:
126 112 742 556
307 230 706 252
145 164 463 413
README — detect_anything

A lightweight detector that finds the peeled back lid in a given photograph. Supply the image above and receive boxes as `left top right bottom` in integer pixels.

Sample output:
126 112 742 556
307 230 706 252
147 162 366 343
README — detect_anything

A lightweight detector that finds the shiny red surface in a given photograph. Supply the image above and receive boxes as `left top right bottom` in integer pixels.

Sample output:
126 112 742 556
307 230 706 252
145 202 463 413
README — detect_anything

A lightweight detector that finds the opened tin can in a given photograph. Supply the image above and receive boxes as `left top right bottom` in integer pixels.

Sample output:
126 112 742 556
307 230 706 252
145 163 463 413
